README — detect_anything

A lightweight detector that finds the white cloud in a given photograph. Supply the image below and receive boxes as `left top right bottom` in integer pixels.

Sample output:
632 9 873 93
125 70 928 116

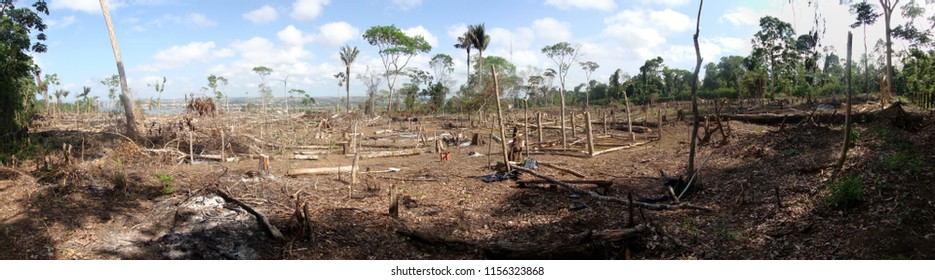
544 0 616 11
137 41 231 72
51 0 125 13
602 8 690 50
317 21 360 47
393 0 423 10
403 25 439 48
290 0 331 21
447 23 468 39
48 16 78 29
639 0 689 7
649 9 691 33
187 13 217 27
277 25 310 47
243 5 278 24
532 17 572 43
720 7 760 27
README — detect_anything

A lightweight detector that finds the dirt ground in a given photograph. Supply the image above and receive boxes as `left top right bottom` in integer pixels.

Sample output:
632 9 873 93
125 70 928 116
1 100 933 260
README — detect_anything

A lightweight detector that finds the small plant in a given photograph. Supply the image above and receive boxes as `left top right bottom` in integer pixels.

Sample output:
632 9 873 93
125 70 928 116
112 172 128 190
155 173 175 195
848 129 860 144
883 151 922 173
828 175 863 209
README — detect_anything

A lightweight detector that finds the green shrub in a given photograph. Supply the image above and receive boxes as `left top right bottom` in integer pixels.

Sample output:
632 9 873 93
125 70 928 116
155 173 175 195
883 151 923 173
828 175 863 209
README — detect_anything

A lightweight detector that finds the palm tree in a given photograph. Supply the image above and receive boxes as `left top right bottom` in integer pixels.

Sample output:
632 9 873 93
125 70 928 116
99 0 140 140
339 45 359 112
467 24 490 76
454 34 472 81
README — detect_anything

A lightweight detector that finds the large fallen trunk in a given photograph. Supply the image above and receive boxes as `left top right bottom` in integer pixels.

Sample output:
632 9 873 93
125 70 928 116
510 164 711 211
287 166 352 177
347 148 423 159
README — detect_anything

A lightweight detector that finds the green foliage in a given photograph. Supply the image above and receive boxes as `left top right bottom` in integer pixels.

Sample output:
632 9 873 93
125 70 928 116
155 173 175 195
0 137 44 166
1 1 48 141
883 151 923 173
828 175 863 209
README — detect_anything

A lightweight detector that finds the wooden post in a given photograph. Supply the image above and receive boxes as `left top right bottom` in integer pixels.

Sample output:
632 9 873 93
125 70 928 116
570 112 577 139
524 99 529 157
657 109 663 140
491 65 511 172
389 185 399 218
537 112 543 149
602 111 608 135
220 130 225 163
259 155 269 175
351 123 360 186
585 112 595 157
189 130 194 164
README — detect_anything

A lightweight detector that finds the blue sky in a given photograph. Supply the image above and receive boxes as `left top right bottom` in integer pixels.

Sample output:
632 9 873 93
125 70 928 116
29 0 933 101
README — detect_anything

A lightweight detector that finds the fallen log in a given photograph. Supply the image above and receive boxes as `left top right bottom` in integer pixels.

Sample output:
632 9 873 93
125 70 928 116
717 111 877 126
212 188 284 242
346 148 424 159
591 140 653 156
516 179 610 186
287 166 352 177
537 162 587 178
510 164 711 211
294 150 328 155
291 155 319 160
196 154 238 162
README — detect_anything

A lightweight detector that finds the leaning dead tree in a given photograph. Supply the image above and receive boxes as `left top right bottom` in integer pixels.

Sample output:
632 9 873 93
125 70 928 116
99 0 141 140
837 32 854 169
687 0 704 178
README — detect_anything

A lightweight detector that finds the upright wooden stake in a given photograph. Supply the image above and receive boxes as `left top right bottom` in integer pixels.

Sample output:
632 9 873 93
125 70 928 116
537 112 544 149
585 112 595 156
491 65 511 172
189 130 194 164
220 129 225 163
524 99 529 157
570 112 577 139
838 32 854 169
602 111 608 135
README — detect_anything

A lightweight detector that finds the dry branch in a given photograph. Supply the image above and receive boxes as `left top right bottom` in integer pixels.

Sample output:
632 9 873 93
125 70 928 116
510 164 711 211
538 162 587 178
211 188 285 242
591 140 653 156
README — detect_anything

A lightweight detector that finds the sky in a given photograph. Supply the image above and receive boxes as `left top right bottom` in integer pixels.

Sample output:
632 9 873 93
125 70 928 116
26 0 935 102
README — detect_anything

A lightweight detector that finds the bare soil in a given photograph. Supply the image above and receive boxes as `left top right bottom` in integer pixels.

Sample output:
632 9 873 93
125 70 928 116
1 101 932 259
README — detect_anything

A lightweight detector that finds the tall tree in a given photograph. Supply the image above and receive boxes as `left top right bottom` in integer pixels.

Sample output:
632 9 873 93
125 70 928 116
99 0 141 140
579 61 599 107
339 45 359 112
752 16 796 99
687 0 704 187
467 24 490 77
878 0 899 105
1 0 47 141
44 73 59 115
362 25 431 114
429 54 454 112
850 1 880 97
541 42 580 148
252 66 273 114
148 76 166 112
207 74 228 111
357 66 384 116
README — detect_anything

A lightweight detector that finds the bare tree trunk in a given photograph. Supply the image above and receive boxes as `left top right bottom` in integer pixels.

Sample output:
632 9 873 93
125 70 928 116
492 65 511 172
881 0 897 108
100 0 140 141
687 0 704 177
838 32 854 169
560 87 567 148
